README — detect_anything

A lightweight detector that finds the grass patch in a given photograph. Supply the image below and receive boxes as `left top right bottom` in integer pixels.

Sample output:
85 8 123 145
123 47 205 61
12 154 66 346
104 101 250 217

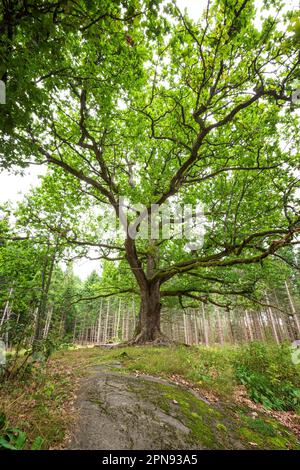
83 344 240 398
50 342 300 408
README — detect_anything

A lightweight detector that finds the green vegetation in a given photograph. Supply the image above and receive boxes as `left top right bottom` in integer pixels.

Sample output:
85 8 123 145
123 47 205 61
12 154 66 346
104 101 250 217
235 342 300 411
1 0 300 348
90 342 300 410
0 0 300 451
114 345 239 397
0 422 44 450
1 344 299 449
0 350 78 449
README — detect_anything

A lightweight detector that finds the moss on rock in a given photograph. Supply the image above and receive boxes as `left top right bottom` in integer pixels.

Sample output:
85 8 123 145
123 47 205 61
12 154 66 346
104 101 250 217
124 377 300 450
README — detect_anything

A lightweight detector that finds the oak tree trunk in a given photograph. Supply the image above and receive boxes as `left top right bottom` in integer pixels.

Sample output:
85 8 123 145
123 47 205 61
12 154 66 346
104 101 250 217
125 237 170 344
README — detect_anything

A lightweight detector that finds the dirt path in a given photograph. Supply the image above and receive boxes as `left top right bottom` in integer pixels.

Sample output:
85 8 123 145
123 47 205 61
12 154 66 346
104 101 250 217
66 363 300 450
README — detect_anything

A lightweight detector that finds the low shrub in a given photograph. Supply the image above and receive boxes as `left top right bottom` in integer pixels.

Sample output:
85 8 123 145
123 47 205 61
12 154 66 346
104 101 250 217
235 342 300 411
0 411 43 450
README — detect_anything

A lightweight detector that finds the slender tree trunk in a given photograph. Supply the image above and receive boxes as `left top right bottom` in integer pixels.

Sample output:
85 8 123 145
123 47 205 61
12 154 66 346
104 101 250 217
43 305 53 339
285 281 300 339
183 311 188 344
97 299 103 344
33 241 58 350
201 304 209 346
265 292 279 344
72 318 77 343
104 299 110 343
0 287 13 329
116 298 121 340
193 310 199 344
245 309 254 341
122 308 126 341
215 306 224 344
132 296 136 332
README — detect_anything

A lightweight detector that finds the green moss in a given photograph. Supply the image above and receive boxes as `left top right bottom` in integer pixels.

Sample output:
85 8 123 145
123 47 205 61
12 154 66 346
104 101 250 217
237 415 300 450
150 381 300 450
268 436 289 449
127 380 218 448
216 423 227 432
142 381 229 448
242 417 277 437
239 427 264 447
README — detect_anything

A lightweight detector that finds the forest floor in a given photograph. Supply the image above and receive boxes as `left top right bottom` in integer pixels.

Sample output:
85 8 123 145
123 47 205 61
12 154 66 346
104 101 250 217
1 344 300 450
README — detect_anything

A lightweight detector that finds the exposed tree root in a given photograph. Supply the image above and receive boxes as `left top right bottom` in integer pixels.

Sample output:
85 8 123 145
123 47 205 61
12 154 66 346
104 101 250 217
99 333 190 349
126 335 174 347
125 328 173 346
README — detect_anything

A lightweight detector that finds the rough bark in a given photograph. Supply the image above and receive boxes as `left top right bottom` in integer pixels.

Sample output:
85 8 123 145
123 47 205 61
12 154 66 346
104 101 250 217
124 238 171 345
129 282 172 344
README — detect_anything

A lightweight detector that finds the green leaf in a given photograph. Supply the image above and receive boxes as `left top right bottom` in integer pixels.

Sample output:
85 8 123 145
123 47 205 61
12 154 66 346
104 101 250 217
31 436 44 450
14 430 27 450
0 437 16 450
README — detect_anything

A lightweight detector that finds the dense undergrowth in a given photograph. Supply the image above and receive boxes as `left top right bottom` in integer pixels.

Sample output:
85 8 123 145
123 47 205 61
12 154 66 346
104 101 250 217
0 341 299 449
235 342 300 411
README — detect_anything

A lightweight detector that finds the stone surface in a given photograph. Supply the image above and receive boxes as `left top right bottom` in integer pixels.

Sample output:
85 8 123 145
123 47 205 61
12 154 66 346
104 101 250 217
67 364 300 450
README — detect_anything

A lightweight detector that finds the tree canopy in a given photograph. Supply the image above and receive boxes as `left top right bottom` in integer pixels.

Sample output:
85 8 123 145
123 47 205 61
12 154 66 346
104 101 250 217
0 0 299 343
